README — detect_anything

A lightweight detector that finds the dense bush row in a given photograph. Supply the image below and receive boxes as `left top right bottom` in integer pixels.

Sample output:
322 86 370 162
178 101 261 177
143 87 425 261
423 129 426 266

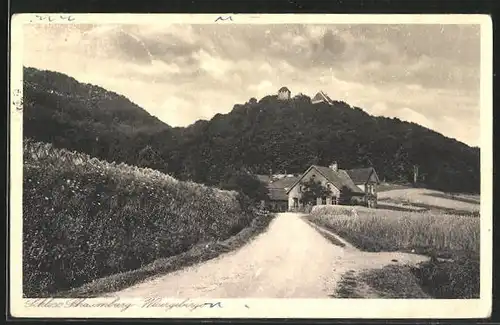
23 139 256 297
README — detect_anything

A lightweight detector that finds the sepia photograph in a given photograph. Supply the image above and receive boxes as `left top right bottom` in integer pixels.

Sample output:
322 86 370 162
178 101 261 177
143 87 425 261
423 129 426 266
9 14 492 318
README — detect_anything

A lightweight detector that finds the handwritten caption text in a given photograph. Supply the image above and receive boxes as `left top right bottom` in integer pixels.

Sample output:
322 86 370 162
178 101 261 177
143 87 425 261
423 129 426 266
24 297 230 313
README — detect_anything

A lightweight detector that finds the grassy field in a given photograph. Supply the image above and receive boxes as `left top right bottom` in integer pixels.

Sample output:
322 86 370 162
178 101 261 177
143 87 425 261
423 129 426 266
377 182 413 193
308 200 480 298
378 188 480 216
23 139 264 297
309 205 479 257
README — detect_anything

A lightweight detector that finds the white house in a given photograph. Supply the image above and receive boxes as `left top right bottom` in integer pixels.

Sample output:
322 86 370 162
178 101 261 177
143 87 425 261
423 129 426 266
277 87 291 100
285 161 365 210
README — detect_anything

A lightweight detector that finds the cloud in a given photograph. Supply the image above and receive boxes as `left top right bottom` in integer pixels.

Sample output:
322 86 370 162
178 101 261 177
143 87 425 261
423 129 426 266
248 80 275 98
23 23 481 146
398 107 435 129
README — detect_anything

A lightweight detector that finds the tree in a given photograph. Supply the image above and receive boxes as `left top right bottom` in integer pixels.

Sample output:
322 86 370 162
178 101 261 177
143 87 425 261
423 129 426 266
299 179 332 206
218 170 269 203
293 93 311 103
24 66 481 194
137 145 165 169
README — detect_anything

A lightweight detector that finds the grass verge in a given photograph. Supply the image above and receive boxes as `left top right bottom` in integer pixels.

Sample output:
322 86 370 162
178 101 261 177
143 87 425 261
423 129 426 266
334 266 430 299
53 211 276 298
303 219 346 248
340 256 480 299
410 256 480 299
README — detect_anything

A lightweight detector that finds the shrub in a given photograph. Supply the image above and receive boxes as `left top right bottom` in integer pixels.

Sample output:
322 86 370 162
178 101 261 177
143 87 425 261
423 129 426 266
349 196 365 206
23 139 257 297
411 256 480 299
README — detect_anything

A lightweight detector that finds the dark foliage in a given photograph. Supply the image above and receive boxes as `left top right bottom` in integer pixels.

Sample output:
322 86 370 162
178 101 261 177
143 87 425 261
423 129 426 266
299 179 332 205
410 255 480 299
23 140 255 297
23 67 480 194
218 170 269 204
358 265 429 298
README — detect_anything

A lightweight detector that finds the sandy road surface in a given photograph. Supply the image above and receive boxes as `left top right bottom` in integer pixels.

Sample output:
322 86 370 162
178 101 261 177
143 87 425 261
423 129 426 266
108 213 428 298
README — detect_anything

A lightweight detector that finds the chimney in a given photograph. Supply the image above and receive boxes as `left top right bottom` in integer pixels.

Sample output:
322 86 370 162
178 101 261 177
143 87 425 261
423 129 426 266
329 161 338 172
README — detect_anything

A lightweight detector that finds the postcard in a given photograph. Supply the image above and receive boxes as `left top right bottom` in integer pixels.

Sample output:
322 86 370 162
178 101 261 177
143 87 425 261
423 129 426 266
9 13 492 319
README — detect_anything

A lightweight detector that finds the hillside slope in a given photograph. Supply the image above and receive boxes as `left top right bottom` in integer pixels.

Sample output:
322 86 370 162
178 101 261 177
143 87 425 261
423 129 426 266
169 95 480 193
23 67 480 193
23 67 177 171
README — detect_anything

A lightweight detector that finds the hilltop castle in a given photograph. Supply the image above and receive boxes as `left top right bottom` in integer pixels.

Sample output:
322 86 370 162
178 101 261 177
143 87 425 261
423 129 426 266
276 87 335 105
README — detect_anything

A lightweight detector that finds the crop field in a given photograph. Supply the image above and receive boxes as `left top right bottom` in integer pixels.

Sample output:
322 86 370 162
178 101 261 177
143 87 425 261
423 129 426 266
309 205 479 257
378 188 480 216
23 139 258 297
308 198 480 298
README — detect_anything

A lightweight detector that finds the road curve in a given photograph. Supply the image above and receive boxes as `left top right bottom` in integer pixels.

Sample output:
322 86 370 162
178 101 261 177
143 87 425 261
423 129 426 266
107 212 428 298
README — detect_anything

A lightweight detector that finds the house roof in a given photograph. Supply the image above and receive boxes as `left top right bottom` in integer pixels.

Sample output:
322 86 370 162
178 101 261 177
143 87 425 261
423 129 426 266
255 174 271 183
256 174 299 201
312 91 334 105
269 176 300 191
278 86 290 93
345 167 380 184
322 91 334 103
286 165 364 194
267 187 288 201
313 166 364 193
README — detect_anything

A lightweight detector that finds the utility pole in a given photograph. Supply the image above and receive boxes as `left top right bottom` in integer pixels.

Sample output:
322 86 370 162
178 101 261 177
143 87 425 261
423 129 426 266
413 165 419 184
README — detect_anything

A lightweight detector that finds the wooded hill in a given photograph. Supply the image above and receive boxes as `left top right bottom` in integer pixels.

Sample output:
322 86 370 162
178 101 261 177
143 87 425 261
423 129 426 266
23 67 480 194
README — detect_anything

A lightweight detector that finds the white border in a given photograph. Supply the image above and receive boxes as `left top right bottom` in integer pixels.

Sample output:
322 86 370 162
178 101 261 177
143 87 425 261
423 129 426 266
9 14 493 319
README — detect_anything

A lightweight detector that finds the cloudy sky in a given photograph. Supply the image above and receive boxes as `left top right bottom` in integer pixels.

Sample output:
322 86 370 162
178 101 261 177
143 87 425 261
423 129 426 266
23 23 481 146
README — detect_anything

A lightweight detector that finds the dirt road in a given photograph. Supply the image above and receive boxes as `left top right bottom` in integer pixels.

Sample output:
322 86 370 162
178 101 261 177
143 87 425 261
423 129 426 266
109 213 428 298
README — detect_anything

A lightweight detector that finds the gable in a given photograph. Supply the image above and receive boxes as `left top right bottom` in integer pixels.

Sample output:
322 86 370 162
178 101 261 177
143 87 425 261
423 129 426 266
312 91 334 105
312 92 325 102
287 165 323 194
368 170 379 183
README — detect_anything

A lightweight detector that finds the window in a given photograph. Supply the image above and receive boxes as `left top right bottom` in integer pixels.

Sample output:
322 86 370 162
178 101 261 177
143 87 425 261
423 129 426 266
293 198 299 208
311 174 316 179
322 197 327 205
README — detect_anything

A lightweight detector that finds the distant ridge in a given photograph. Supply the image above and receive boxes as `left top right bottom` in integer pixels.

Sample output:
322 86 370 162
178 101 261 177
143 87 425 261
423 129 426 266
22 67 480 193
